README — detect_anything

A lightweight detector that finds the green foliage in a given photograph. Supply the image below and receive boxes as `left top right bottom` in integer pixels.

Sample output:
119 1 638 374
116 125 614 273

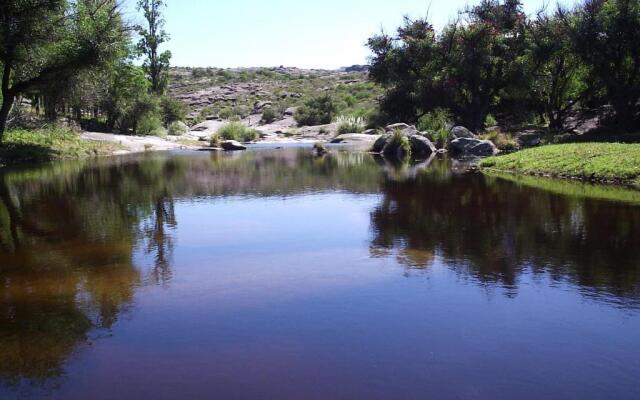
336 115 366 134
216 123 259 142
295 95 337 126
160 96 187 126
382 130 412 159
368 0 640 133
137 0 172 94
167 121 189 135
0 126 122 164
570 0 640 128
417 109 452 147
480 143 640 185
261 107 277 124
0 0 128 139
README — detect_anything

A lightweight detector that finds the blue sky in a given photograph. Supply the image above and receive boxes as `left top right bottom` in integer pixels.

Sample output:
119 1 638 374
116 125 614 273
123 0 559 69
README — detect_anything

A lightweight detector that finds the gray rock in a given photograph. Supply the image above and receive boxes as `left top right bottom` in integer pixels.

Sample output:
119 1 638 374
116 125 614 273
450 137 498 157
331 133 381 144
253 101 272 112
221 140 247 151
362 129 378 135
284 107 298 116
450 126 476 140
385 123 411 131
409 135 437 157
371 134 393 153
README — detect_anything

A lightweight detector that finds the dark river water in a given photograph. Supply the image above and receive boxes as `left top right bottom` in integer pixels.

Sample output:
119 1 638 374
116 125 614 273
0 147 639 400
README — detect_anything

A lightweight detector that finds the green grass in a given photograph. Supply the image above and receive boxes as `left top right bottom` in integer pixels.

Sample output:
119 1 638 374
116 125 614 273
480 143 640 187
0 127 123 166
215 122 260 142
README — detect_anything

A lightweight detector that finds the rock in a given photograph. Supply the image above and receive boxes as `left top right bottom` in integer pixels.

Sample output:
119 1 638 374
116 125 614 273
221 140 247 151
284 107 298 116
362 129 378 135
409 135 437 157
450 137 499 157
450 126 476 140
331 133 381 144
516 130 542 148
371 134 393 153
385 123 411 131
253 101 272 112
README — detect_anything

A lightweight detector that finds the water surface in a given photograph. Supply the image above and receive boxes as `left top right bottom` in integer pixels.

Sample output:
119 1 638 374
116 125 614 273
1 148 639 399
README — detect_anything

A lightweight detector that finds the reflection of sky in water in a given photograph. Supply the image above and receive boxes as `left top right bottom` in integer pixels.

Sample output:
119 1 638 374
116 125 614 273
1 150 639 400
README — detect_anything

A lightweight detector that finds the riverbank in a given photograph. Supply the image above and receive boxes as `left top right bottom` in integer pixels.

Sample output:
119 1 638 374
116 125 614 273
480 143 640 188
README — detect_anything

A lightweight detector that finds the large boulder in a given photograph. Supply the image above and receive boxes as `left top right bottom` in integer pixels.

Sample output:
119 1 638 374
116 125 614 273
331 133 381 144
450 126 476 140
386 123 419 136
409 135 437 157
371 133 393 153
221 140 247 151
450 137 499 157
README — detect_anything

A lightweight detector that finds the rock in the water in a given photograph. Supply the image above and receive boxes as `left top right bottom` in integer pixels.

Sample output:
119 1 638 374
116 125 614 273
221 140 247 151
385 123 411 131
331 133 381 144
409 135 437 157
371 133 393 153
450 137 498 157
450 126 476 140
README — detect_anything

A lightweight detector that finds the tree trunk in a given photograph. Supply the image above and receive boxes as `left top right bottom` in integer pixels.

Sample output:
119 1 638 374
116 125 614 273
0 96 14 144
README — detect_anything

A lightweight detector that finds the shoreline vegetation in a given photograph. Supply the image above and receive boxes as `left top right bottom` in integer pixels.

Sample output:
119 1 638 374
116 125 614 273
480 143 640 188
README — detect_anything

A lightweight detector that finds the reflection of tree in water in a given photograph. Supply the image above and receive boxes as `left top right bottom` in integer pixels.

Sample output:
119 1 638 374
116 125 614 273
369 161 640 304
0 149 383 387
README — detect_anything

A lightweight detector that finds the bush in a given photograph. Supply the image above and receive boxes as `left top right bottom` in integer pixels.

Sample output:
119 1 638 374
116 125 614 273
295 95 337 126
418 109 452 148
336 115 366 134
137 113 166 137
160 96 187 126
168 121 189 135
382 130 412 159
216 122 259 142
261 107 277 124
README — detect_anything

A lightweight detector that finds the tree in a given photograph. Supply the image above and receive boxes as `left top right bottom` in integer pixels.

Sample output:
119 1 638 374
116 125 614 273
137 0 172 95
569 0 640 129
527 9 585 131
0 0 127 142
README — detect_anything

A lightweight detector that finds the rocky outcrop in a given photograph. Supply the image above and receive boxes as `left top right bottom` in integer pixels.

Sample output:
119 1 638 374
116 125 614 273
331 133 381 144
221 140 247 151
450 126 476 140
386 123 419 136
409 135 437 157
372 131 436 159
450 137 499 157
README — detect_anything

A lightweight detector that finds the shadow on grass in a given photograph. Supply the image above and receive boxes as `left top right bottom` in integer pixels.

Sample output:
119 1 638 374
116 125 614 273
0 143 59 166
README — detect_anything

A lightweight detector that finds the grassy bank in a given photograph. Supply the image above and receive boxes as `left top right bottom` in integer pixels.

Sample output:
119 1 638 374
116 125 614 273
480 143 640 187
0 127 122 166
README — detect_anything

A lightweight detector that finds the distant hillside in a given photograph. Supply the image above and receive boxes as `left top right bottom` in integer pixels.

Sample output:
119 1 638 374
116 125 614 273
169 67 381 125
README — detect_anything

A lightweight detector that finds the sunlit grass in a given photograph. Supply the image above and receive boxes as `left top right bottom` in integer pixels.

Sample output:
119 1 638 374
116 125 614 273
480 143 640 187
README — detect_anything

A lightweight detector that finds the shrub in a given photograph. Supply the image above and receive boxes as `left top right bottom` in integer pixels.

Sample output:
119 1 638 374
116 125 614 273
216 122 259 142
209 134 221 148
295 95 337 126
382 129 412 159
479 130 519 152
336 115 366 134
160 96 187 126
417 109 452 132
261 107 277 124
168 121 189 135
137 113 166 137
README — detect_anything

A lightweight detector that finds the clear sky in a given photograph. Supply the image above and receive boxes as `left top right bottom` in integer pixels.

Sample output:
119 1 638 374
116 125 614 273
122 0 559 69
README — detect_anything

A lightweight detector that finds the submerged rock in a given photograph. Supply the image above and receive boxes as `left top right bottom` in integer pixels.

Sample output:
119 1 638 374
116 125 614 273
450 137 498 157
221 140 247 151
409 135 437 157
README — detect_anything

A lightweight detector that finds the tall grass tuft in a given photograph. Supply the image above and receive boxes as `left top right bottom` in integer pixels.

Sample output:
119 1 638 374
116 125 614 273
336 115 366 134
216 122 259 143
